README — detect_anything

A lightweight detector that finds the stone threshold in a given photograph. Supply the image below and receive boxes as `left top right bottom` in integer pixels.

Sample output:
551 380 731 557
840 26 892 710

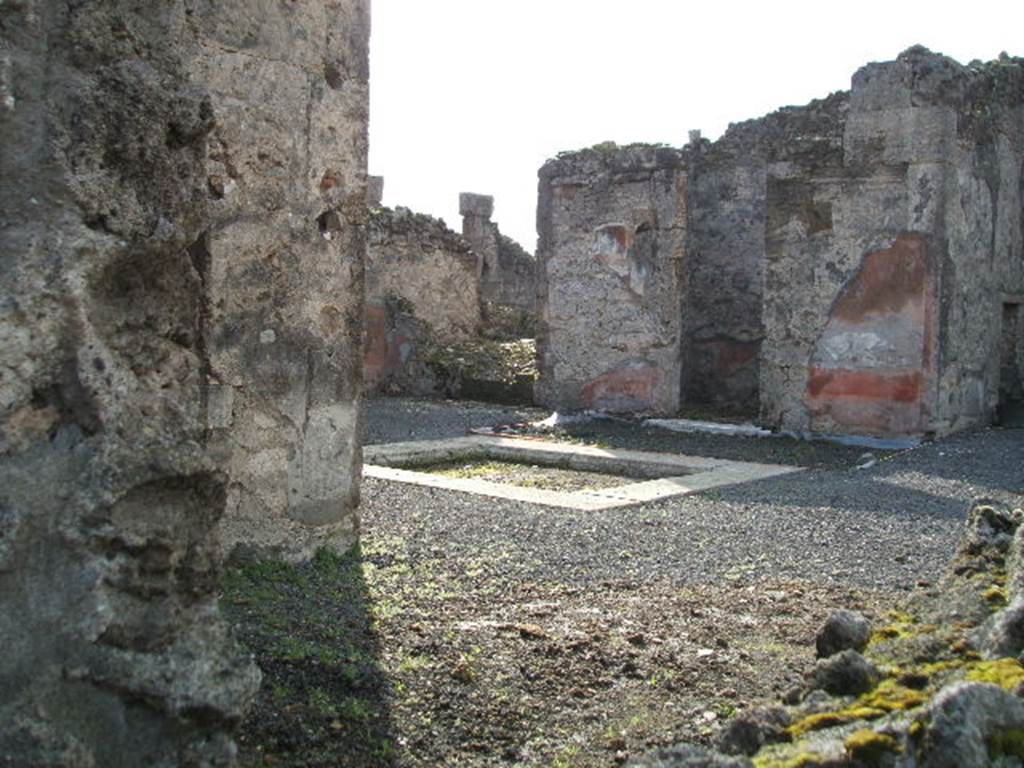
363 436 802 511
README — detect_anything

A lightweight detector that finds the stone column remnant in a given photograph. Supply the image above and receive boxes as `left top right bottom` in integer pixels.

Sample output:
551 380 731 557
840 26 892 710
0 0 370 762
460 192 537 337
460 192 498 283
191 0 371 560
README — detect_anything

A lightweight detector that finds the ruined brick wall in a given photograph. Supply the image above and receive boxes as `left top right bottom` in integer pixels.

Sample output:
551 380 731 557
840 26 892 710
761 48 1024 438
0 0 368 761
461 193 536 339
193 1 370 558
365 207 481 393
536 146 686 414
681 94 847 413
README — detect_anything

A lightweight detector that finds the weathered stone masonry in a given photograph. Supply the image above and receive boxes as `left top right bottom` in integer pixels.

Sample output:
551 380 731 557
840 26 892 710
762 48 1024 438
538 48 1024 438
0 1 368 763
196 0 370 559
365 206 481 393
461 192 536 339
536 146 687 413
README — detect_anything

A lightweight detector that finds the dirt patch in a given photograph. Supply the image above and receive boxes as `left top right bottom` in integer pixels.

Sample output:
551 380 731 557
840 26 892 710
221 538 897 767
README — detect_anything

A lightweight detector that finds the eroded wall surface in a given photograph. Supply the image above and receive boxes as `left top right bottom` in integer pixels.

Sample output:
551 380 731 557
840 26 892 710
761 48 1024 437
365 207 480 392
193 1 370 559
536 146 686 414
681 95 848 412
0 0 369 761
0 2 261 764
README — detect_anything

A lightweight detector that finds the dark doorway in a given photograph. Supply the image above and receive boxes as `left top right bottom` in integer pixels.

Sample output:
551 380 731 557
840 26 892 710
998 302 1024 425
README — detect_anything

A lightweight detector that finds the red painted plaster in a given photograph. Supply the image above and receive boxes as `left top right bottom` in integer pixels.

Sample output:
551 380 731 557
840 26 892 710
582 365 660 411
805 234 937 436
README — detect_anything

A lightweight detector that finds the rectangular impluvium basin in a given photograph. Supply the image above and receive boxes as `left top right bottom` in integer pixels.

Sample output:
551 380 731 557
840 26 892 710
363 436 801 511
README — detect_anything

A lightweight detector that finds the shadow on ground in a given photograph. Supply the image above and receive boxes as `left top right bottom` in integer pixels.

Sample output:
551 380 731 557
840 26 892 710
220 547 397 767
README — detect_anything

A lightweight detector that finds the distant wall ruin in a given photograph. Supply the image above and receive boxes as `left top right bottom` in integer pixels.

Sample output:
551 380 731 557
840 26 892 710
461 192 537 338
537 47 1024 438
0 0 369 762
365 206 481 393
363 191 537 397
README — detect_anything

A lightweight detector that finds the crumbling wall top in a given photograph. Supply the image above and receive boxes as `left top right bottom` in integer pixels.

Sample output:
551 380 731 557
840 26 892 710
851 45 1024 112
539 143 685 182
370 206 473 254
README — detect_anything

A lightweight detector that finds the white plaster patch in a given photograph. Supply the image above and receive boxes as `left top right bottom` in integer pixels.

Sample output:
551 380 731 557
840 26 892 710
288 403 357 525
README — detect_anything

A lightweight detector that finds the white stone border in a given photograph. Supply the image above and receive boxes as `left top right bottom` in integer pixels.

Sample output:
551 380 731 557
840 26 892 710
363 436 802 511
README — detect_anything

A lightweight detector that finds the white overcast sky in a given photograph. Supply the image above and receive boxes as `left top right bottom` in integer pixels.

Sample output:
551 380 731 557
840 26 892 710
368 0 1022 251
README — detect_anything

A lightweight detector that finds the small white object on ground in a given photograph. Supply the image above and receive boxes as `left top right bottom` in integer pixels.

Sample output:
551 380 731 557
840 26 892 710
644 418 772 438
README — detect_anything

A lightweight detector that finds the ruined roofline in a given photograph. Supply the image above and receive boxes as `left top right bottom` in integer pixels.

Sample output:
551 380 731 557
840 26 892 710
541 45 1023 174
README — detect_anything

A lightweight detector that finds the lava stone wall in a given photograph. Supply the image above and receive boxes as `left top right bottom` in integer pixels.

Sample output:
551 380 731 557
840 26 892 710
0 0 369 762
536 146 687 414
365 207 480 393
193 0 370 559
761 48 1024 438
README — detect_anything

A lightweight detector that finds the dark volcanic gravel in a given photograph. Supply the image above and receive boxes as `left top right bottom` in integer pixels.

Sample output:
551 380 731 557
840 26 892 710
228 397 1023 768
363 397 1022 591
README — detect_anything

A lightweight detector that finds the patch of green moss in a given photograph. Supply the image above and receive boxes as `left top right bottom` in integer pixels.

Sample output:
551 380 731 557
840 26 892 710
788 680 929 739
915 660 962 676
990 729 1024 760
965 658 1024 691
949 638 982 659
860 679 929 711
983 585 1008 605
753 751 830 768
845 729 901 763
868 610 922 644
788 707 887 739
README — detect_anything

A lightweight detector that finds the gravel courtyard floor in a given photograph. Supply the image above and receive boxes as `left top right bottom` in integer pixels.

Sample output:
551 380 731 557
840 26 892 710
223 397 1023 767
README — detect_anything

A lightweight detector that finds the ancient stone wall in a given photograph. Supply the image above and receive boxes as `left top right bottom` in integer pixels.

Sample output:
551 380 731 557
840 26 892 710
536 146 686 414
679 135 766 411
681 93 848 413
193 1 370 558
365 207 481 393
0 0 368 762
761 48 1024 438
539 48 1022 437
460 192 536 339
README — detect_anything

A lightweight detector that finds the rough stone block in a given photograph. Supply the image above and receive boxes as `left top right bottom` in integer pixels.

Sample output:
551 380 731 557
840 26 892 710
367 175 384 205
459 192 494 219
